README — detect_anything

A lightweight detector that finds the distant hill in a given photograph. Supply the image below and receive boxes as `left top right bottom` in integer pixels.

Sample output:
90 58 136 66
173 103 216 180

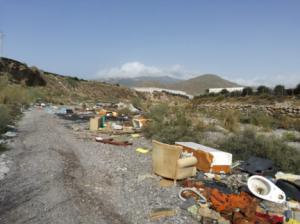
168 74 241 95
102 76 180 88
104 74 241 95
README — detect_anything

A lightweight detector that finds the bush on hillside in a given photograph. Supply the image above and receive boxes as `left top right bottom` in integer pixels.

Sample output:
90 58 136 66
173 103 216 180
295 83 300 95
257 85 271 95
273 85 286 96
222 110 240 132
219 129 300 173
0 104 11 133
0 85 31 106
241 87 253 96
282 132 300 142
248 111 274 130
143 104 204 144
66 77 79 88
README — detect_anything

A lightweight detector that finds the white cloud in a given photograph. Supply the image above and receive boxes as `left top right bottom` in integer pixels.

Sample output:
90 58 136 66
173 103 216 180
97 61 300 88
233 74 300 88
97 61 189 79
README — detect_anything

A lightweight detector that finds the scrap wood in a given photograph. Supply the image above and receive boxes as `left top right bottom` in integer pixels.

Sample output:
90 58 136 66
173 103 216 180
95 137 132 146
149 208 176 220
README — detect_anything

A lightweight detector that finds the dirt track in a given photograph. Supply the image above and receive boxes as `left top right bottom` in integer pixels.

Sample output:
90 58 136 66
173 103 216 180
0 109 195 224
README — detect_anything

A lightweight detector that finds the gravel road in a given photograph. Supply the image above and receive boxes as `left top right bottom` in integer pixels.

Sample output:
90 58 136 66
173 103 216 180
0 109 195 224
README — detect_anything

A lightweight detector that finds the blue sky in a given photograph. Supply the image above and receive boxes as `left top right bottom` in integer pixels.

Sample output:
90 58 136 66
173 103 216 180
1 0 300 86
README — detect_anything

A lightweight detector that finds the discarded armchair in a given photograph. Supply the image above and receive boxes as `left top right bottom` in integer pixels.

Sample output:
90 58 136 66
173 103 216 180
152 140 197 183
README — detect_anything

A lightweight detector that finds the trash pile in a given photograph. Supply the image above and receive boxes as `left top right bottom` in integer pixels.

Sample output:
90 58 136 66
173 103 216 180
151 140 300 224
43 102 300 223
42 101 147 133
89 104 149 134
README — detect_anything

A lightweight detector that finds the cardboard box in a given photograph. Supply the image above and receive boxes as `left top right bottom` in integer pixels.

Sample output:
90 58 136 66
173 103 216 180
90 117 100 131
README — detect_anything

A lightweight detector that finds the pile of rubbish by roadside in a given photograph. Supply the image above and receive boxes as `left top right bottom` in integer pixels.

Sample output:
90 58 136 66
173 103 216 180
40 101 147 133
41 102 300 223
151 140 300 224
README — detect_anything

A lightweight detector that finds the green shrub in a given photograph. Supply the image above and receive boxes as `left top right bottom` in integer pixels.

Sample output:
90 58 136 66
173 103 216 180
273 85 286 96
272 114 300 131
0 104 11 132
219 129 300 173
0 144 8 152
0 85 31 105
65 77 79 88
282 132 300 142
257 85 271 95
143 104 204 144
131 97 142 109
222 110 240 132
248 111 274 130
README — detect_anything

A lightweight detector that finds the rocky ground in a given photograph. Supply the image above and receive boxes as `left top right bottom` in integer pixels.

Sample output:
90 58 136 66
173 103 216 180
0 108 196 224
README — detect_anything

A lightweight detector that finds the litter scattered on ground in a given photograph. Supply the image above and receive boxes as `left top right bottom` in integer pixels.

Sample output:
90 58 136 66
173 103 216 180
131 133 140 138
247 175 286 203
48 103 300 223
241 156 276 176
275 172 300 182
150 140 300 223
3 131 17 138
95 137 132 146
149 208 176 220
136 147 149 153
0 154 10 180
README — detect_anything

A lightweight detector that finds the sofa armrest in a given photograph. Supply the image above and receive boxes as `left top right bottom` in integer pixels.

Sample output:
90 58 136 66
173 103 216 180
177 156 197 168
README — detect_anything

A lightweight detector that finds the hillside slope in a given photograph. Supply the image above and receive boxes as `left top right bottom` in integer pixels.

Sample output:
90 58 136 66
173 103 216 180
0 58 140 104
102 76 180 88
103 74 241 95
169 74 241 95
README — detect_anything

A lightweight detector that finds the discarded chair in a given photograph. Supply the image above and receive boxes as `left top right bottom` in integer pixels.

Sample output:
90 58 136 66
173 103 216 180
152 140 197 184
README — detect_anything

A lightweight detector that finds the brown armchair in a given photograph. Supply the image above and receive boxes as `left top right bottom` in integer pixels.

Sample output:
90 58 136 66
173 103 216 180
152 140 197 183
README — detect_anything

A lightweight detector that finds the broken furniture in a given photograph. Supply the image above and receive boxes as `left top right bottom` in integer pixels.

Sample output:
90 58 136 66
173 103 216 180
175 142 232 173
152 140 197 183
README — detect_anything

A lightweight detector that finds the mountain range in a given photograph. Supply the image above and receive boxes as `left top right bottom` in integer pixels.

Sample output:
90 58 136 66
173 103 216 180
103 74 241 95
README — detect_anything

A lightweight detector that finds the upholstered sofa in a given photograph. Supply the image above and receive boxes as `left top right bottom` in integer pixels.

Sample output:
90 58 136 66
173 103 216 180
152 140 197 183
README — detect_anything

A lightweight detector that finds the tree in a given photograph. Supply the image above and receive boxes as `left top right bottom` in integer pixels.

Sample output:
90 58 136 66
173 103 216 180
295 83 300 95
220 89 229 96
257 85 271 95
286 88 294 96
230 91 242 97
242 87 253 96
273 85 285 96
